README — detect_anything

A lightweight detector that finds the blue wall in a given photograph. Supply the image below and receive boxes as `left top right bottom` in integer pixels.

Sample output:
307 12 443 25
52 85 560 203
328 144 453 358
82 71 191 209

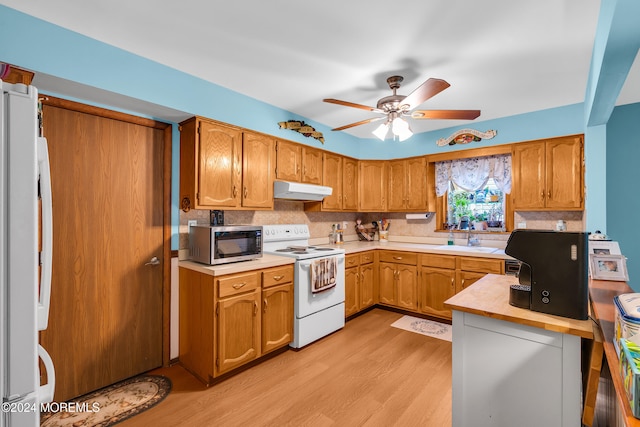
0 5 615 262
607 103 640 289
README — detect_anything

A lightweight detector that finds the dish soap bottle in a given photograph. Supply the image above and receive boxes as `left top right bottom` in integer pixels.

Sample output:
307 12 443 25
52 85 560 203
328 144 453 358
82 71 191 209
447 227 454 246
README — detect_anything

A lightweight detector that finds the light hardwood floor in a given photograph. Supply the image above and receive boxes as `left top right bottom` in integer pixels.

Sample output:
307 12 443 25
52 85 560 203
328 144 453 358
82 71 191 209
123 309 452 426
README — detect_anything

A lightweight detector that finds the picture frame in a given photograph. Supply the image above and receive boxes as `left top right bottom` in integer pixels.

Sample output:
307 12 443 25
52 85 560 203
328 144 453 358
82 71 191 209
588 240 621 255
590 254 629 281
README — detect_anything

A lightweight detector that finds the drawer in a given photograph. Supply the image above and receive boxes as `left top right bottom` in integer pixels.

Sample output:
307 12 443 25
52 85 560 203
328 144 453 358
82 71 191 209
262 266 294 288
421 254 456 269
458 257 504 274
360 251 374 264
217 271 260 298
345 254 360 269
378 251 417 265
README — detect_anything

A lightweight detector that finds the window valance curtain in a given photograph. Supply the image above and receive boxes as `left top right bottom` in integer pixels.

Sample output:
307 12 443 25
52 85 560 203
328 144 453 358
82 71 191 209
435 154 512 196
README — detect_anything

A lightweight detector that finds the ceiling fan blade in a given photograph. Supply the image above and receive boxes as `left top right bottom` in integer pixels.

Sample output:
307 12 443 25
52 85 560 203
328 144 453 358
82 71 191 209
323 98 384 113
332 117 385 131
400 78 451 111
411 110 481 120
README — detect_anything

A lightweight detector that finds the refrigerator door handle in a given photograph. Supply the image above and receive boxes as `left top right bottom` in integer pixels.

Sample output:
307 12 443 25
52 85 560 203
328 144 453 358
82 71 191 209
37 344 55 403
37 136 53 331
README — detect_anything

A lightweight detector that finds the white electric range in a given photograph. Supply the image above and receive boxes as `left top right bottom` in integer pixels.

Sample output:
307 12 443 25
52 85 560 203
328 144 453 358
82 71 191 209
263 224 345 348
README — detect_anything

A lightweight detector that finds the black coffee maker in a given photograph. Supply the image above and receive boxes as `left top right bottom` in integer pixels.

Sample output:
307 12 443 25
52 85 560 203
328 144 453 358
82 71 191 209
505 229 589 320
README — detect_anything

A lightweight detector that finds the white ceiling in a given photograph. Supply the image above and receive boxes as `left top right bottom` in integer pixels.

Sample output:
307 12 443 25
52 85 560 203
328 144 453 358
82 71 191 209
3 0 640 139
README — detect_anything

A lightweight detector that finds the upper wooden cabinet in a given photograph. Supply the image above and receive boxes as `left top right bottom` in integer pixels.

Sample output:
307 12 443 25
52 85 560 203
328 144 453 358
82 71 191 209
275 140 301 182
275 141 323 185
512 135 583 210
301 146 323 185
309 152 358 211
179 117 274 211
242 131 275 209
388 156 430 211
358 161 387 211
180 117 242 210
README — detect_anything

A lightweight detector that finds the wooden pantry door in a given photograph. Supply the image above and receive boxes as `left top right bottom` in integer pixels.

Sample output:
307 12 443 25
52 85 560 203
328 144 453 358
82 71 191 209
39 97 171 402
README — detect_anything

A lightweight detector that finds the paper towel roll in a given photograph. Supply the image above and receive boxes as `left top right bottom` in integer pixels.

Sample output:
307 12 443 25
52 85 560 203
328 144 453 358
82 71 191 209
405 213 433 220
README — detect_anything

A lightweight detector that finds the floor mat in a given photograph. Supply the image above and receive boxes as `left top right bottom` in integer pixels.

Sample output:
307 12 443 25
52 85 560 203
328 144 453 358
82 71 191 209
40 374 171 427
391 315 452 341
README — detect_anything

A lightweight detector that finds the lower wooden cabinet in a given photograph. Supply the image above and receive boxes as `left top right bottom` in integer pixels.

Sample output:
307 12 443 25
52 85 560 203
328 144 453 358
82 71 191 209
419 254 504 320
378 251 418 311
216 287 261 375
345 251 376 317
261 272 294 354
420 267 456 319
179 264 294 384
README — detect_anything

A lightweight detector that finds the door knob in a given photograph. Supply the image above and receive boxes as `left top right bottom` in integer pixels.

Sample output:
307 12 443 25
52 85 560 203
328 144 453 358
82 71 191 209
145 256 160 266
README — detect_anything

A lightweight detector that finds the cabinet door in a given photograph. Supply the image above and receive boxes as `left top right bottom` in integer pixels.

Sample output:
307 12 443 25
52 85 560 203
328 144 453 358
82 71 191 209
396 264 418 310
387 160 407 211
262 283 293 354
378 262 396 305
342 157 359 210
420 267 456 319
512 142 546 209
345 267 359 317
456 271 486 294
216 288 261 375
198 120 242 208
276 140 301 182
322 152 343 210
545 136 583 209
358 161 387 211
242 132 275 208
301 146 322 185
406 157 427 210
360 263 375 309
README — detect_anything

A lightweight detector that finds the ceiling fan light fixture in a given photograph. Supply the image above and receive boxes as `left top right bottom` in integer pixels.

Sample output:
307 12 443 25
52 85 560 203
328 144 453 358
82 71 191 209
392 117 413 141
372 122 389 140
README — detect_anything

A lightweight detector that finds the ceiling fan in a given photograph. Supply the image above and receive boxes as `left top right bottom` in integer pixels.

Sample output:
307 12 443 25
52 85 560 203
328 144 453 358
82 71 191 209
323 75 481 141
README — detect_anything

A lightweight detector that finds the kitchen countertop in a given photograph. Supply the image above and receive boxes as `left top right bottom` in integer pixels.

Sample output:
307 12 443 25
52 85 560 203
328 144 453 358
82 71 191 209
590 279 640 426
179 254 295 276
444 273 594 339
179 240 512 276
334 240 511 259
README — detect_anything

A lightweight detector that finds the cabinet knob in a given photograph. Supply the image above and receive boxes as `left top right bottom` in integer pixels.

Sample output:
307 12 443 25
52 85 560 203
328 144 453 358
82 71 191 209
263 299 268 313
233 186 238 198
547 190 551 199
244 187 248 198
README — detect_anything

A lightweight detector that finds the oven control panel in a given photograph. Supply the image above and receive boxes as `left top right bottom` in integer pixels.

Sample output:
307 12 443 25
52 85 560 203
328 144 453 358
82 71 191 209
263 224 310 242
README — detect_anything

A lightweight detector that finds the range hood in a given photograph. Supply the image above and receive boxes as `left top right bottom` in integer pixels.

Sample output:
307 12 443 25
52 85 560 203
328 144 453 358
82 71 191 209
273 181 332 201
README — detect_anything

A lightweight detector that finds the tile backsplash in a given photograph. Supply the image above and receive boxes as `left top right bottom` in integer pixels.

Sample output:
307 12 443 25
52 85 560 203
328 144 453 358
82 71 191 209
178 201 585 250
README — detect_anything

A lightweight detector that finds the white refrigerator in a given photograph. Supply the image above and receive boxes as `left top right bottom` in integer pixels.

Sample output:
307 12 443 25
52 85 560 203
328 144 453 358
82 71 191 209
1 80 55 426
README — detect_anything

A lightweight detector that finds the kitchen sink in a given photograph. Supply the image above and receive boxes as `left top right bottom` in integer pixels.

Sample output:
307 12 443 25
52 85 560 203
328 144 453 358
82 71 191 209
434 245 500 254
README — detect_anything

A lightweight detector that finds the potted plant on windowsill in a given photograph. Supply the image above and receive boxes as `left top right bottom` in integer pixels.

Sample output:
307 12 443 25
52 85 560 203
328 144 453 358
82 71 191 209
487 205 503 228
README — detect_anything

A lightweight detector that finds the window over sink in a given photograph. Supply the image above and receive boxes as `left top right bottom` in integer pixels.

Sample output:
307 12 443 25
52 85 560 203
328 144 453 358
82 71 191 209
446 179 505 231
435 154 511 233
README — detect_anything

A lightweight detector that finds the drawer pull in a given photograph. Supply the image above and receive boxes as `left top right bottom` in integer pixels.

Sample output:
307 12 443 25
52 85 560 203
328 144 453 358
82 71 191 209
393 256 403 260
232 282 247 289
263 299 268 313
273 275 284 281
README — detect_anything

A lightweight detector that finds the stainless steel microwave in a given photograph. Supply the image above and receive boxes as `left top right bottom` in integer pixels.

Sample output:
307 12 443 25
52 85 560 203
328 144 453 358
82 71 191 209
189 225 262 265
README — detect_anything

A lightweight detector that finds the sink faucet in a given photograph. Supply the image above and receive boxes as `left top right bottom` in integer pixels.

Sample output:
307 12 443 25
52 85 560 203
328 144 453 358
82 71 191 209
467 228 480 247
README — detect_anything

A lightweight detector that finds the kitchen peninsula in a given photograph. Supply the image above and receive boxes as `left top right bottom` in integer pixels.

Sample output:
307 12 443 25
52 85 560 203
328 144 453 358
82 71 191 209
445 274 594 427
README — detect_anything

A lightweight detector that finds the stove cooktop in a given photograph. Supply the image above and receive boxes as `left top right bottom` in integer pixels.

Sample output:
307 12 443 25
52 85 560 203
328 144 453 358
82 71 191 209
262 224 345 260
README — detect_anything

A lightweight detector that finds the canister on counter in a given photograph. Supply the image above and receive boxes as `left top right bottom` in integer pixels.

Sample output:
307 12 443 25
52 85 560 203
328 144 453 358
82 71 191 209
614 293 640 358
